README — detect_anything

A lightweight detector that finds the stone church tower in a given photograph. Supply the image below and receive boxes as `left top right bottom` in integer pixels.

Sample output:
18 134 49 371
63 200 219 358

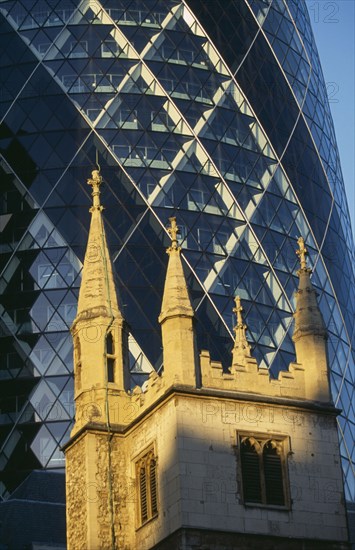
64 172 350 549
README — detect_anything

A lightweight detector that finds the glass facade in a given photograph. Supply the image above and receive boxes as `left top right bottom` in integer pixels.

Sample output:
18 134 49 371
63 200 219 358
0 0 354 506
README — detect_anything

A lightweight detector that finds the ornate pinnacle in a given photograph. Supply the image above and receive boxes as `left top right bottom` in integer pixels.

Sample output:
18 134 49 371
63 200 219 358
296 236 311 274
87 168 103 211
232 296 251 365
167 216 180 252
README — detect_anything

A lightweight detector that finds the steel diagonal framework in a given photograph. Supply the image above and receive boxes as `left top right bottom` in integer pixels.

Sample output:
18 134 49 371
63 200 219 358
0 0 354 506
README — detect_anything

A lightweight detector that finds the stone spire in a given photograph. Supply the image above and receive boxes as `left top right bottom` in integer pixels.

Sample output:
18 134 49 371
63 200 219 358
292 237 331 402
71 169 129 432
293 237 327 341
74 169 122 324
159 217 194 322
158 217 197 386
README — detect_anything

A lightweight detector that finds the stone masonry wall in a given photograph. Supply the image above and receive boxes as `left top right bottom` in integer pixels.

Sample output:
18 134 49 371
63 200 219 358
175 394 348 543
66 392 348 549
66 437 88 550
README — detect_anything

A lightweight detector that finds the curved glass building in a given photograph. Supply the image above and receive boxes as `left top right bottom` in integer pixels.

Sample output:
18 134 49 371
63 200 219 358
0 0 354 512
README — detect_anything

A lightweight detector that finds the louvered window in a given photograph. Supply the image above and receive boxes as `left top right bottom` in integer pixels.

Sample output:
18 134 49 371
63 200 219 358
239 435 288 507
240 439 262 503
150 458 158 515
139 465 148 523
263 441 285 505
136 449 158 525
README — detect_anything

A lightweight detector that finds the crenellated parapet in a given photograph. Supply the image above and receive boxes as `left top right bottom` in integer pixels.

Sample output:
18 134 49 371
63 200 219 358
199 296 306 400
200 345 306 399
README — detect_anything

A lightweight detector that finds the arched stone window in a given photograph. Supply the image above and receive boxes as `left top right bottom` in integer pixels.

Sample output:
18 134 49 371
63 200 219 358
239 435 288 507
136 448 158 525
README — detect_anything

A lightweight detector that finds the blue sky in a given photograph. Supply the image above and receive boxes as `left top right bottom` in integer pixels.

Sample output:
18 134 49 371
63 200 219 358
308 0 355 237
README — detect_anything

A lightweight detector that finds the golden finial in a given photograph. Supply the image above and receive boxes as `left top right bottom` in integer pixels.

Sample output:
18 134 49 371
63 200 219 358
296 236 311 273
233 296 244 328
167 217 180 251
87 168 103 211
